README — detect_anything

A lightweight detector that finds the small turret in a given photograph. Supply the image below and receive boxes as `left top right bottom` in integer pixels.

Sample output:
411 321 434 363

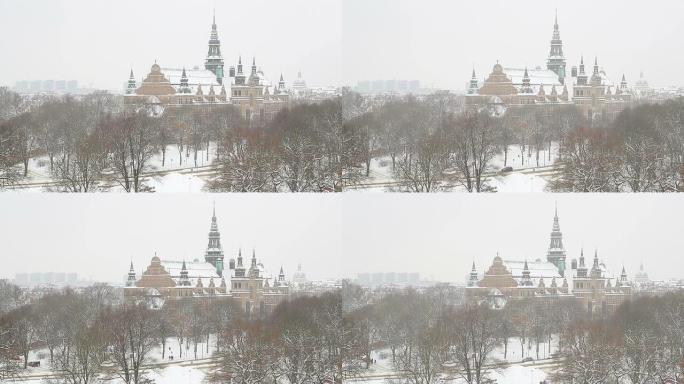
179 68 191 94
590 249 602 278
560 84 569 101
577 249 588 278
279 266 286 282
126 262 136 287
538 84 546 97
248 249 259 278
179 260 191 286
620 74 628 90
126 70 137 95
521 260 534 286
278 73 286 90
468 261 479 287
468 69 480 94
520 68 533 94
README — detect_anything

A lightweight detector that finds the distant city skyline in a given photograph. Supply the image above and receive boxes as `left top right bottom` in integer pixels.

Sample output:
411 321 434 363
1 194 682 285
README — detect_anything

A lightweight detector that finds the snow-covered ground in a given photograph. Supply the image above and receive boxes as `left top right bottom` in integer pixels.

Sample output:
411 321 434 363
5 142 558 193
6 143 216 192
8 335 217 383
358 143 559 193
352 336 559 383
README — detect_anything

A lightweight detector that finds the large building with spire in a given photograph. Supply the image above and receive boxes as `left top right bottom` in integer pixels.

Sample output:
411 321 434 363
123 206 290 317
123 12 293 125
466 206 632 317
465 11 633 125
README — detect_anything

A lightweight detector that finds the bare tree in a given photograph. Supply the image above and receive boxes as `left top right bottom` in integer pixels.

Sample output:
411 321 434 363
210 320 278 384
108 110 159 192
102 304 159 384
447 304 499 384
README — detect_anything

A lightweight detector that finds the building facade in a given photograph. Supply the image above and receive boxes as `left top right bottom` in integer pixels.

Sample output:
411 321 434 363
123 14 292 125
465 12 633 124
466 207 632 317
123 207 290 317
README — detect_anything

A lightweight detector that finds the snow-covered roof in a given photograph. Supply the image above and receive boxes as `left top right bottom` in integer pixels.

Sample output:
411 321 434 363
161 260 220 279
503 260 562 280
162 67 221 88
504 67 562 87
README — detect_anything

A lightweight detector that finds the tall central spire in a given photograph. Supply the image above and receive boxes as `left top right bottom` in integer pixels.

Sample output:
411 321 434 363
205 205 225 276
547 10 566 83
205 10 225 84
547 205 567 276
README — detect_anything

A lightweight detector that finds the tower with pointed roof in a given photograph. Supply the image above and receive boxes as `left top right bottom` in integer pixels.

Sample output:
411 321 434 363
520 260 534 286
576 56 588 86
590 249 602 279
126 262 136 287
234 249 245 278
590 57 602 86
178 68 191 94
547 10 567 83
520 68 534 94
205 204 225 276
248 57 260 86
278 74 286 90
179 260 191 286
576 249 588 278
126 70 137 95
467 69 479 95
248 249 260 278
468 262 479 287
204 10 225 84
546 205 568 276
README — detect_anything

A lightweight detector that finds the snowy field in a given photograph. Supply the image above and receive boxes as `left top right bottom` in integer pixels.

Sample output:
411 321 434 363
7 336 216 383
358 142 559 193
351 335 559 383
5 142 558 193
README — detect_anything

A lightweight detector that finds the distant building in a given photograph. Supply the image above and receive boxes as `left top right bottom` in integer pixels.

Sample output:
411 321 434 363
13 79 80 95
465 12 633 124
293 263 307 284
123 206 290 317
123 13 292 126
633 263 650 285
356 271 421 287
467 206 632 317
14 272 81 287
355 79 423 95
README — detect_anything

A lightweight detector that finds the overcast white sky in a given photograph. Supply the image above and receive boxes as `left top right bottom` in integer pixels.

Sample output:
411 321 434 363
0 0 342 90
0 194 682 284
2 0 682 91
342 0 684 89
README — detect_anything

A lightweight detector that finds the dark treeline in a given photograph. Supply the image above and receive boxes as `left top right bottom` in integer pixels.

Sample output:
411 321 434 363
555 293 684 384
208 98 366 192
0 87 245 192
0 281 361 384
552 99 684 192
343 93 584 192
344 284 684 384
2 85 682 192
